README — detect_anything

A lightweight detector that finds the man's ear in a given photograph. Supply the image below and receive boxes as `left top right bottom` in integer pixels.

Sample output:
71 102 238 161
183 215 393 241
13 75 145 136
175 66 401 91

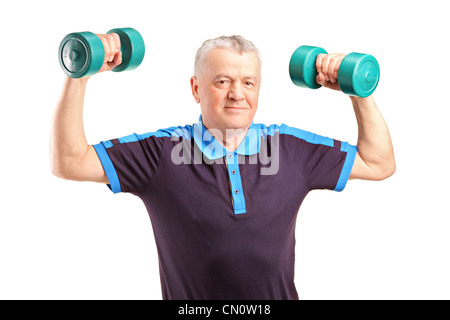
190 76 200 104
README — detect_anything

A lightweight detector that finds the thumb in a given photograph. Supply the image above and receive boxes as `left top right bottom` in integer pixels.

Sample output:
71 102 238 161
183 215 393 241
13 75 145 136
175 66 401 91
316 72 341 91
316 73 326 85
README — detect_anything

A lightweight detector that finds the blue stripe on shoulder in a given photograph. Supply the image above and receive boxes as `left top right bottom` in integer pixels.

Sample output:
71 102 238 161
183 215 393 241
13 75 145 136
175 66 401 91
278 124 334 147
253 123 334 147
102 125 193 148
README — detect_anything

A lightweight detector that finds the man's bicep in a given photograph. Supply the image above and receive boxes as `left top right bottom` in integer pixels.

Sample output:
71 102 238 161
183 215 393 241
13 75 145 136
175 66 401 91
350 150 396 181
75 145 109 184
349 151 378 181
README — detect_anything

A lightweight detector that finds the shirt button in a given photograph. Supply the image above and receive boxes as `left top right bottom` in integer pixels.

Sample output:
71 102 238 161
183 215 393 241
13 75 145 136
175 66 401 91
228 153 233 159
234 189 239 194
231 170 236 175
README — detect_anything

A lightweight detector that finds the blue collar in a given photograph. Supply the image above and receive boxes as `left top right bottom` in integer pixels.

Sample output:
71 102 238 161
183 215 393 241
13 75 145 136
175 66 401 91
193 115 261 160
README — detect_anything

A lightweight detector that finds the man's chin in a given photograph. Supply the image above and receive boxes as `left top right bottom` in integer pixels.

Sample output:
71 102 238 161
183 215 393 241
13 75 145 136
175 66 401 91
222 117 252 131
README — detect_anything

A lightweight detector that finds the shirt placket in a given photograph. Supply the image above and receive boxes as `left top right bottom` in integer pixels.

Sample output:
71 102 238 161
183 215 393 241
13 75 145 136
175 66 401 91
225 151 247 215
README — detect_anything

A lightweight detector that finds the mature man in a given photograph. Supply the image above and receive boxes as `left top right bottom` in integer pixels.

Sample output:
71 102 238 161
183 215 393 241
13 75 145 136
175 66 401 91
50 34 395 300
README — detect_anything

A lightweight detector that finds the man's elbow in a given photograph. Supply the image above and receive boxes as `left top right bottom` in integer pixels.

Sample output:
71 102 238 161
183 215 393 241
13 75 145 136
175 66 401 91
374 161 396 181
50 158 77 181
50 157 62 178
50 162 70 180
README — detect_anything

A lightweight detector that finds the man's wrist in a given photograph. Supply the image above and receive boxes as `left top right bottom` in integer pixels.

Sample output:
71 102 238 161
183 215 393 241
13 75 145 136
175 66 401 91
349 95 375 107
65 75 90 86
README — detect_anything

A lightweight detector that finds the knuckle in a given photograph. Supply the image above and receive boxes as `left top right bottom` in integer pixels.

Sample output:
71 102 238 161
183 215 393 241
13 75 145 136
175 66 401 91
108 35 115 45
101 40 110 55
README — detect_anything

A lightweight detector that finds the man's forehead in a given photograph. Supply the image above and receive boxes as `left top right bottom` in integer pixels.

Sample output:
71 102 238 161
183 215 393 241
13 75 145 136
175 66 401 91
205 49 261 77
207 48 258 63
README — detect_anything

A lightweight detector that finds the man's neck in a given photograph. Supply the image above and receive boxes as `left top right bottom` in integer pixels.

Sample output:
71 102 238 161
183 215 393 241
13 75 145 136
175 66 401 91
204 124 250 153
222 126 250 152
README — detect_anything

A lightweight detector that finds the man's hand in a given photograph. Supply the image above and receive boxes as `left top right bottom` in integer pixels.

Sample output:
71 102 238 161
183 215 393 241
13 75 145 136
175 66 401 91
315 53 346 91
96 33 123 73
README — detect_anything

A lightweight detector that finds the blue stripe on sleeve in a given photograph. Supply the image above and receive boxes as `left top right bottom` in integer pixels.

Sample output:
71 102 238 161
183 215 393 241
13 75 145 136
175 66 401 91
334 142 358 192
93 142 122 194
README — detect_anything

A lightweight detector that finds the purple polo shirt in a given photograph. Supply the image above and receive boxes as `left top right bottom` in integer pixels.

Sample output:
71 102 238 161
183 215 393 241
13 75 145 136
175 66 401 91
93 115 357 300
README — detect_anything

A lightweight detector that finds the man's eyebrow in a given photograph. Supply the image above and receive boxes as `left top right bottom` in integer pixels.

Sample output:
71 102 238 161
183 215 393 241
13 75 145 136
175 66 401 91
214 73 232 79
214 73 258 80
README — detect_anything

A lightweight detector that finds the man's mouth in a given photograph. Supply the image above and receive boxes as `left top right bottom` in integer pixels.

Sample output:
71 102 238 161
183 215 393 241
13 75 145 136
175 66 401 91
224 106 248 110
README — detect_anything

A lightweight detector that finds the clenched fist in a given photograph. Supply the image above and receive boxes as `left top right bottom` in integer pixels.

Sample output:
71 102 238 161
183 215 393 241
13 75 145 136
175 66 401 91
315 53 346 91
96 33 123 73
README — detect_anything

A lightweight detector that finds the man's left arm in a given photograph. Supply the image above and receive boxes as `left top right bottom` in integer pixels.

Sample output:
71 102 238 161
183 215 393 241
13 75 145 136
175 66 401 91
347 95 396 180
316 53 396 181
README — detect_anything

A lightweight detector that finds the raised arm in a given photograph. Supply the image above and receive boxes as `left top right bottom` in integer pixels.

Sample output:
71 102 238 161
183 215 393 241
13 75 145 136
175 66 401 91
315 53 396 181
346 95 395 180
50 33 122 183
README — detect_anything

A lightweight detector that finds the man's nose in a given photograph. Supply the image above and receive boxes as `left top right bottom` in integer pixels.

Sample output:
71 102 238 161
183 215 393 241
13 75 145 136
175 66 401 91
228 82 245 101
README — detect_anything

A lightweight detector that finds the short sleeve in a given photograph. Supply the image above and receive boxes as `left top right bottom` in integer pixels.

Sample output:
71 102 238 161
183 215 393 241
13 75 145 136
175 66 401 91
281 124 357 192
93 132 166 195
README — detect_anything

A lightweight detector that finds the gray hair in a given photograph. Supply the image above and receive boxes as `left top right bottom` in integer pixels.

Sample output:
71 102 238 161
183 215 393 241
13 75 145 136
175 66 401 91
194 35 262 78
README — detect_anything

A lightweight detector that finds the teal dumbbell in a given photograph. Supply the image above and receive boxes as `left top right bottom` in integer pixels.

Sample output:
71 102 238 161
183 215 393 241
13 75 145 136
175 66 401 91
289 45 380 98
58 28 145 78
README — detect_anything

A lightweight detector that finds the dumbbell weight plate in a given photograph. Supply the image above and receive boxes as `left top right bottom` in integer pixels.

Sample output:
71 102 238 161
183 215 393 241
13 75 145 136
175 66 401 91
289 45 328 89
338 53 380 98
58 32 105 78
107 28 145 72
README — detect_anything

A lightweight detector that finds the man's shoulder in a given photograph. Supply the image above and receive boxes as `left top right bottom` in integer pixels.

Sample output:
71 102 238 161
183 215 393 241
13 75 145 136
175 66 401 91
252 122 307 137
129 123 195 142
254 122 334 147
135 121 329 146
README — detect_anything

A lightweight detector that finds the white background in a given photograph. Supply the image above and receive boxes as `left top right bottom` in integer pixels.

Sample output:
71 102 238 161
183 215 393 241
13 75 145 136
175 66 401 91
0 0 449 300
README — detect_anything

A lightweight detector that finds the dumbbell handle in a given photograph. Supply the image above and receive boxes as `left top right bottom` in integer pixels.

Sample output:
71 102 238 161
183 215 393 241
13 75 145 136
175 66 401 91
98 33 122 58
94 33 123 73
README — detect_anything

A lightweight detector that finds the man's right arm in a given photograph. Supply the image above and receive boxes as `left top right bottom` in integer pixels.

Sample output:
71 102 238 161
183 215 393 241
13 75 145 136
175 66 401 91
50 33 122 183
50 77 108 183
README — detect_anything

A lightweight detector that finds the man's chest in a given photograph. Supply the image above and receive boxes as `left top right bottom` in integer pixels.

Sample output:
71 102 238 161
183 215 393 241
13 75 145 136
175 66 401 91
143 156 308 232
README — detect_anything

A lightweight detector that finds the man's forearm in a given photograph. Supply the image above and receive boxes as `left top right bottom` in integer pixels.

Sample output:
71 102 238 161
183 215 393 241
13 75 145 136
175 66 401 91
50 77 90 176
350 95 396 177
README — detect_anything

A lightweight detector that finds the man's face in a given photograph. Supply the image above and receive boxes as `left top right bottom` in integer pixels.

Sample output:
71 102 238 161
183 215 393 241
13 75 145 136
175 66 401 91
191 48 261 133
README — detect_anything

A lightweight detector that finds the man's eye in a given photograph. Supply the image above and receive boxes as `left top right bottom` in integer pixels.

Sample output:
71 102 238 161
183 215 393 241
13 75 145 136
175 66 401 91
246 81 254 86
